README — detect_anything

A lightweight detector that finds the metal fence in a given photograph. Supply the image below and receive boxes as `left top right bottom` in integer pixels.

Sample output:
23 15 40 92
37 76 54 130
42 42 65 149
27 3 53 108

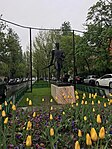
76 84 107 97
2 85 28 114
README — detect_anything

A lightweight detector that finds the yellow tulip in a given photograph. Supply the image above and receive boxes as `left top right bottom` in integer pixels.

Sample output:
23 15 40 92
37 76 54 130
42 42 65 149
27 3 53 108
78 130 82 137
86 133 92 146
50 106 53 110
50 128 54 136
26 98 29 102
0 105 2 110
85 101 87 105
29 100 32 106
50 114 53 120
92 101 94 105
90 128 98 141
26 121 32 130
10 101 12 105
33 112 36 117
50 99 53 102
4 117 8 124
26 135 32 147
93 95 96 99
93 108 95 112
76 95 79 100
2 110 6 117
99 127 105 139
104 103 106 107
89 93 91 98
76 103 78 106
75 141 80 149
97 114 102 124
4 101 7 106
81 100 84 105
98 100 100 104
109 99 112 104
84 116 87 121
12 104 16 111
62 111 65 115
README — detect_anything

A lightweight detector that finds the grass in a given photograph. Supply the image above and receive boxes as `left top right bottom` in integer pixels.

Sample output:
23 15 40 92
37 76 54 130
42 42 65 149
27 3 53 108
18 87 57 107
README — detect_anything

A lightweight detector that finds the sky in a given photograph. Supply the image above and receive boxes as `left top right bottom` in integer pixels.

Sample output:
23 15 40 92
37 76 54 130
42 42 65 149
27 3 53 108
0 0 98 51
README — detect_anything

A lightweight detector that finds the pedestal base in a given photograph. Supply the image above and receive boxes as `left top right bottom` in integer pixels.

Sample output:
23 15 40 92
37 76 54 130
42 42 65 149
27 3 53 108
51 84 76 104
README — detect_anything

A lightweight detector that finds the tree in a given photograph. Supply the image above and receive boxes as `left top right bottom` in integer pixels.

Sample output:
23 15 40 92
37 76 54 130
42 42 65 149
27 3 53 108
33 30 60 80
83 0 112 75
61 21 72 36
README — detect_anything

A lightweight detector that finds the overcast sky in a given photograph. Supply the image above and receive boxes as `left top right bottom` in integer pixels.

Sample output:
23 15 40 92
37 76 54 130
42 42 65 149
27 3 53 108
0 0 98 51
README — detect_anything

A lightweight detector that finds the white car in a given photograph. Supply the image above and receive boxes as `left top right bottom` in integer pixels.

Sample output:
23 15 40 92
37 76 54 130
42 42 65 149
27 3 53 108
84 75 98 85
95 74 112 88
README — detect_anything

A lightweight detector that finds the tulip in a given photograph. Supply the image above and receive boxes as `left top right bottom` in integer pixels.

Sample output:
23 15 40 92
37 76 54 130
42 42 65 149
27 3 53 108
89 93 91 98
26 121 32 130
4 117 8 124
78 130 82 137
33 112 36 117
76 95 79 100
26 98 29 102
75 141 80 149
50 106 53 110
29 100 32 106
62 111 65 115
93 108 95 112
90 128 98 141
10 101 12 105
76 103 78 106
4 101 7 106
93 95 96 99
26 135 32 147
2 110 6 117
86 133 92 146
50 114 53 120
50 128 54 136
85 101 87 104
92 101 94 105
84 116 87 121
104 103 106 107
12 104 16 111
99 127 105 139
50 99 53 102
98 100 100 104
75 91 78 95
81 100 84 105
97 114 102 124
0 105 2 110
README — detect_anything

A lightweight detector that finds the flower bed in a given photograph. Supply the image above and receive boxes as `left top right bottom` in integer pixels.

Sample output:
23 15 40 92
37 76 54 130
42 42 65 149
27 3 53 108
0 92 112 149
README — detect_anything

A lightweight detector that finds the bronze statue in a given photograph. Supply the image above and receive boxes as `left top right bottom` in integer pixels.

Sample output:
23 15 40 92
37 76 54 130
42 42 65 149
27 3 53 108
50 43 65 82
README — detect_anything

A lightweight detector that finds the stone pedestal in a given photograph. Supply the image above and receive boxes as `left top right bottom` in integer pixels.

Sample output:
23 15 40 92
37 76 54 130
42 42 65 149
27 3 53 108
51 84 76 104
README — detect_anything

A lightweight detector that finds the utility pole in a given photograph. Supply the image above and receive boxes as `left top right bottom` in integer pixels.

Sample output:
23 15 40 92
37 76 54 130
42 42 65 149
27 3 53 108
72 30 76 89
29 28 32 92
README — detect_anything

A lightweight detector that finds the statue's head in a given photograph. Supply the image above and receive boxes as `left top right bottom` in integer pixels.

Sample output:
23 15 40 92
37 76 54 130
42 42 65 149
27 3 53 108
55 42 59 50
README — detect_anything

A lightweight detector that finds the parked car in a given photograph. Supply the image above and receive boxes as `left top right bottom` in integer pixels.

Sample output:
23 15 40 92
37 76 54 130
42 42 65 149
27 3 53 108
0 78 7 103
95 74 112 88
68 76 84 84
8 79 17 85
84 75 98 85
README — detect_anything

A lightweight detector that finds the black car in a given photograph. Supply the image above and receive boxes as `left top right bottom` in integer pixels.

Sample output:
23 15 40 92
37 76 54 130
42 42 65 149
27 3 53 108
0 79 7 103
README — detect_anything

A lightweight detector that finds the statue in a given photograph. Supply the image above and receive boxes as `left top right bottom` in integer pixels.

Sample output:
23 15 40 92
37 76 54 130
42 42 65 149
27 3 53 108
50 43 65 82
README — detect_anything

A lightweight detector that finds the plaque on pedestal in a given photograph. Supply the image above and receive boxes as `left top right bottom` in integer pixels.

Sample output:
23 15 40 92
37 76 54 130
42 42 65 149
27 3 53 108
51 84 76 104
